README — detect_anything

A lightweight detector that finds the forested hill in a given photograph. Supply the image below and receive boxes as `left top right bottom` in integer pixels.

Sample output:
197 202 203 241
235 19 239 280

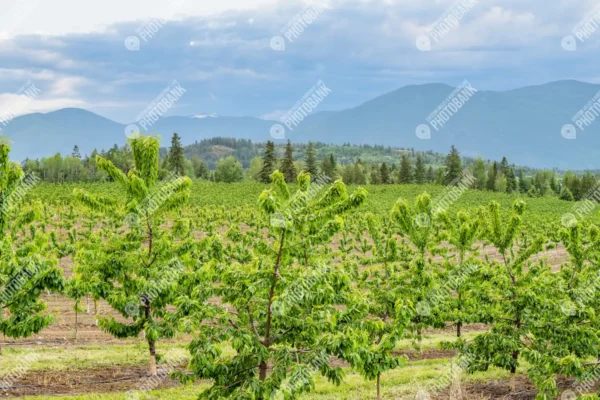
175 137 479 170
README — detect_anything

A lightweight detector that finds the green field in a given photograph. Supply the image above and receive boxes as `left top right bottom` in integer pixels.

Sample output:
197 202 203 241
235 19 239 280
3 138 599 400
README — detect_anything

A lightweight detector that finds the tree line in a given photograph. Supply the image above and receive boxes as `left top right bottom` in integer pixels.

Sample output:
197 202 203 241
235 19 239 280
18 134 599 202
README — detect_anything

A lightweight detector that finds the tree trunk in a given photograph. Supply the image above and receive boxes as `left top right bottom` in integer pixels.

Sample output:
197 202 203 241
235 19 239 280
149 338 157 376
259 361 268 381
74 303 78 342
509 351 518 391
261 231 286 383
509 371 516 391
377 373 381 400
145 304 157 377
303 245 308 267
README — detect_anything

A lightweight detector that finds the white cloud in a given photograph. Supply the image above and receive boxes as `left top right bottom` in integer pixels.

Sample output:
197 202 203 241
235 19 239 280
0 0 282 36
49 76 91 96
188 67 272 81
0 68 55 82
260 109 287 120
0 92 86 118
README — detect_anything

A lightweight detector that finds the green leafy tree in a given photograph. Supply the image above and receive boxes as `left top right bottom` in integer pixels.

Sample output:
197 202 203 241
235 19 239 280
351 214 413 399
0 139 65 343
390 193 444 343
472 157 487 190
246 156 263 181
495 174 507 193
436 210 481 337
183 171 367 399
353 162 367 184
214 156 244 183
559 186 574 201
73 135 192 376
458 200 550 392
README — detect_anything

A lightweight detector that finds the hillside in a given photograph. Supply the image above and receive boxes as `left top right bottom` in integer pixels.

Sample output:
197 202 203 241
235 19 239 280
3 80 600 169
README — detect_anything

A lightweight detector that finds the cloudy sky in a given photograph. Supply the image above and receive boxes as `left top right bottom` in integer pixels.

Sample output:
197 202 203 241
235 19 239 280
0 0 598 123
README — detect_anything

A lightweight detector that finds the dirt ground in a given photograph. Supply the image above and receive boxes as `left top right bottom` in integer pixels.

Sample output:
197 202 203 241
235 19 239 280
434 375 578 400
1 365 188 397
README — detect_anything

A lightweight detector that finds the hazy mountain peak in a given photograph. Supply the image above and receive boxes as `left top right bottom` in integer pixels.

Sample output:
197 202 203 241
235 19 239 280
3 80 600 169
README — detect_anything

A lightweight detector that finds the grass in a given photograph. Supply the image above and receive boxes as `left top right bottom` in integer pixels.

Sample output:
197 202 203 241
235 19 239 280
0 342 189 375
0 331 475 376
19 357 513 400
8 329 519 400
395 331 479 351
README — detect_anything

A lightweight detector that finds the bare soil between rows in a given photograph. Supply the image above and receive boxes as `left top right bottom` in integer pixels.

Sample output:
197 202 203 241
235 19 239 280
433 375 578 400
3 365 189 398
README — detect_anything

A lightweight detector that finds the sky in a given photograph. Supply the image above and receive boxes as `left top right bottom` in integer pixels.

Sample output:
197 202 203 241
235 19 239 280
0 0 598 123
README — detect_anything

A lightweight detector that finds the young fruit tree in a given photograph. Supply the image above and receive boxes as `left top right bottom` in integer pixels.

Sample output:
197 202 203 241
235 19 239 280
73 135 192 376
350 213 413 400
0 139 64 344
455 200 563 396
182 171 367 399
390 193 445 344
436 210 482 338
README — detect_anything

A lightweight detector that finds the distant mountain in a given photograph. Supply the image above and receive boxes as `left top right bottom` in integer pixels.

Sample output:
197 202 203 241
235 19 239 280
3 80 600 169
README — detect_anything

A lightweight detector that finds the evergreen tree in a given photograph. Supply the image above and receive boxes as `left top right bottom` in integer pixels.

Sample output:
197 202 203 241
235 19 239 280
426 166 435 183
280 140 297 183
305 141 318 179
380 163 390 184
329 153 337 172
506 167 517 193
321 153 337 180
444 145 462 184
72 145 81 159
581 171 597 197
486 162 498 191
472 157 487 190
414 153 426 184
370 164 382 184
399 154 413 184
436 167 446 184
518 169 529 193
500 157 517 193
191 155 209 179
167 133 186 176
500 157 509 176
259 141 277 183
